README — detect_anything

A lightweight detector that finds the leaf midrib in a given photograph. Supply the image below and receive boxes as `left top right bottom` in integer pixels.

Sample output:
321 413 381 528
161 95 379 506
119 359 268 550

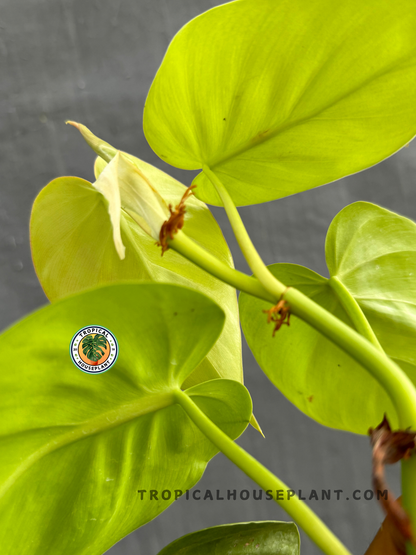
0 390 176 501
207 56 408 169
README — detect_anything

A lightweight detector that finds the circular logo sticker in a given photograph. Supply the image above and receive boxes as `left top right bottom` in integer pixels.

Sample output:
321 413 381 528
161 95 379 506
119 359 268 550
70 326 118 374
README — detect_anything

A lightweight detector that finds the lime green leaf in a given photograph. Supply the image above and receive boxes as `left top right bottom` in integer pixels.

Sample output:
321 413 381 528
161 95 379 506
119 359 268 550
0 283 252 555
326 202 416 386
239 202 416 434
157 521 300 555
143 0 416 206
30 152 242 389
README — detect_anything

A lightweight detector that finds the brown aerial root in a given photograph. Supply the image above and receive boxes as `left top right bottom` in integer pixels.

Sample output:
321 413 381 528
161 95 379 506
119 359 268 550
156 185 197 255
263 288 291 337
369 415 416 547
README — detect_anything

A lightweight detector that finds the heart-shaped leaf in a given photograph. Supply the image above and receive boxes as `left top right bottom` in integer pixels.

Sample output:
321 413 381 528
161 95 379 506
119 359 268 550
0 283 252 555
30 150 242 390
157 521 300 555
144 0 416 206
239 202 416 434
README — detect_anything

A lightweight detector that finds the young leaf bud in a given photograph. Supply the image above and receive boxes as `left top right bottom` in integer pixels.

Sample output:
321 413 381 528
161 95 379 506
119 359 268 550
92 152 170 259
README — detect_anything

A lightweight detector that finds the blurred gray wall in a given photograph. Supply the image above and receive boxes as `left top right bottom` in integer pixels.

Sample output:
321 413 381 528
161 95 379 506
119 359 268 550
2 1 415 554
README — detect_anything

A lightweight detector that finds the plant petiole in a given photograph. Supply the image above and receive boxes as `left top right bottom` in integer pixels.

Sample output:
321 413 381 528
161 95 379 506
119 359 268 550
175 387 353 555
170 230 275 303
202 166 416 553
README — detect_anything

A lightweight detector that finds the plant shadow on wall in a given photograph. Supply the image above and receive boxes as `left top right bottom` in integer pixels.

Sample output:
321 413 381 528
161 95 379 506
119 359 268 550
1 1 416 555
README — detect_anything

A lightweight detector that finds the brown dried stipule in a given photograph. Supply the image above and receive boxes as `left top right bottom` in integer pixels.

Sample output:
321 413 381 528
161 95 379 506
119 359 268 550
157 185 197 255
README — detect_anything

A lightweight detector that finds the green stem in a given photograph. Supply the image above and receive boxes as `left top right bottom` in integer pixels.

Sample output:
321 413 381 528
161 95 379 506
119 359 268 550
284 287 416 427
202 165 416 429
202 166 286 298
328 276 383 351
171 230 275 303
203 166 416 553
175 388 352 555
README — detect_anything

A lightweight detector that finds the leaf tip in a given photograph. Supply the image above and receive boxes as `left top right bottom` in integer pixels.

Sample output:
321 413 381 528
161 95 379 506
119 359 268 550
65 120 80 129
250 414 265 437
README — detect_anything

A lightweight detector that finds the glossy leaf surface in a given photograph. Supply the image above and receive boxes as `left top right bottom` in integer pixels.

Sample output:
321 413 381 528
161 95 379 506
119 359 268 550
158 521 300 555
240 202 416 434
30 153 242 389
144 0 416 206
0 283 252 555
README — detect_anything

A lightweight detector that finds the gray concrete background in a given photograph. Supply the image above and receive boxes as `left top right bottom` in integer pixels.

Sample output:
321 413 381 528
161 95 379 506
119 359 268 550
1 1 415 554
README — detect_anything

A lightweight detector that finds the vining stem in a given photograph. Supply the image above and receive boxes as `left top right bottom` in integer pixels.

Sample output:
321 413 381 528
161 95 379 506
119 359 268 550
202 166 416 554
175 388 353 555
171 230 274 303
328 276 382 351
202 165 416 428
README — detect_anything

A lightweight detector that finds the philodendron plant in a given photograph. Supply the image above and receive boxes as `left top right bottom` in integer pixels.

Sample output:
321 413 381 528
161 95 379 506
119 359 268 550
2 0 416 554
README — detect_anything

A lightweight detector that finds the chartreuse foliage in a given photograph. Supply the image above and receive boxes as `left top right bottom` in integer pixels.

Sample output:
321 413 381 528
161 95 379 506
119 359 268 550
144 0 416 207
19 0 416 551
30 141 242 391
157 521 299 555
0 282 252 555
240 202 416 434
